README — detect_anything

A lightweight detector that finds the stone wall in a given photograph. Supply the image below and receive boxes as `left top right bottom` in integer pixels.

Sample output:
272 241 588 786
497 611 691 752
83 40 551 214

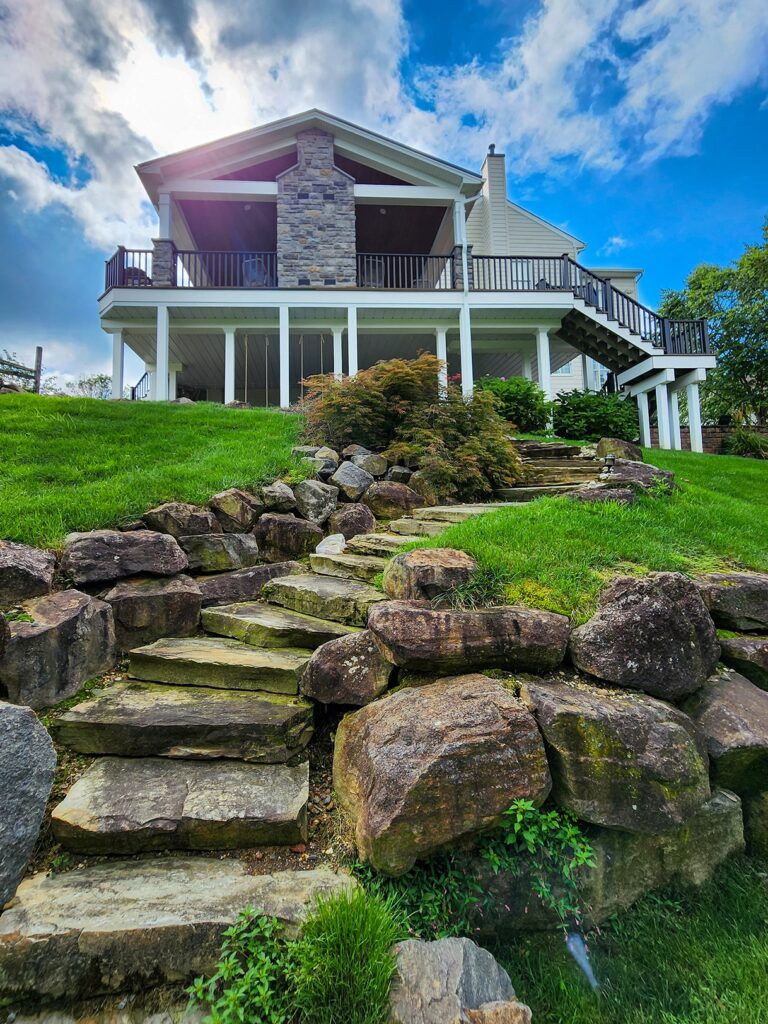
276 130 357 288
648 424 768 455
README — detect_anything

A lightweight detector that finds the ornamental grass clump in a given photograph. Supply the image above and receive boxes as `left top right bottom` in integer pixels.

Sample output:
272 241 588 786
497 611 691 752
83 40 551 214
301 353 523 502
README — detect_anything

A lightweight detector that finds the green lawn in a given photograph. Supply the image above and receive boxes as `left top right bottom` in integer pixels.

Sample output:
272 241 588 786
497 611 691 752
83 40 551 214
414 447 768 621
500 857 768 1024
0 394 301 548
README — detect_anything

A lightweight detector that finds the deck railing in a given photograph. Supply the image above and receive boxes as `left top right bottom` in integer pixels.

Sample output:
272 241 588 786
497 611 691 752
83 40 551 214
130 371 150 401
176 250 277 288
104 248 153 288
356 253 454 290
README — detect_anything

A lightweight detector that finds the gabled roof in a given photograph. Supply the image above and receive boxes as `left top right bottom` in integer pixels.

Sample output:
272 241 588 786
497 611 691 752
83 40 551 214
136 109 484 202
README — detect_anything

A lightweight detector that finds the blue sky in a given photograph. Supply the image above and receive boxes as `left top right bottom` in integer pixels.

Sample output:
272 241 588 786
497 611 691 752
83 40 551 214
0 0 766 385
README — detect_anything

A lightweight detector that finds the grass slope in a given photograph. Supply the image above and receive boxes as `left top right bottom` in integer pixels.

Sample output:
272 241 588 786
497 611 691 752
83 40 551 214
0 394 301 548
415 448 768 621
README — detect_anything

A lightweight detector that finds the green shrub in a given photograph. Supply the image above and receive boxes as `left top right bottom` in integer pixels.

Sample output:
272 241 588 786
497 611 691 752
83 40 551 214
292 888 399 1024
302 354 523 502
475 375 550 432
726 427 768 459
553 389 639 442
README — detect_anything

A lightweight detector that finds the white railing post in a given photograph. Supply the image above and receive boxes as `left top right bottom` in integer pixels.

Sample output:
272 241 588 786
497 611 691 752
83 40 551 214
655 383 672 449
669 389 682 450
687 381 704 453
637 391 651 447
459 305 473 396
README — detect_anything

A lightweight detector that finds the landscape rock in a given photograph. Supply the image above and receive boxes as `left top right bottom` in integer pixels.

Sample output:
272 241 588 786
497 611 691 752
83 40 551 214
0 590 117 708
315 533 347 554
315 446 339 465
310 551 386 583
406 470 439 506
695 571 768 632
262 480 297 513
362 481 425 519
389 938 530 1024
197 561 302 607
252 512 323 561
386 465 413 484
569 485 636 506
743 790 768 858
368 601 569 674
0 859 353 998
0 540 55 606
521 678 710 832
334 675 551 874
179 533 261 573
719 636 768 689
143 502 221 538
208 488 264 532
569 572 720 700
351 452 388 477
201 601 356 649
598 458 675 494
292 445 322 458
597 437 643 462
300 630 394 705
102 574 202 650
328 502 376 540
0 702 56 908
383 548 477 602
329 461 375 501
293 479 338 525
61 529 189 584
682 668 768 795
342 443 371 459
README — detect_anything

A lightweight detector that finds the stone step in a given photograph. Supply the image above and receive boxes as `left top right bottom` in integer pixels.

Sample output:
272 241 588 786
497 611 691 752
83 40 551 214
347 532 421 556
51 680 313 763
495 484 586 501
411 503 517 524
128 637 309 694
513 440 583 459
0 858 352 999
309 551 388 582
262 573 387 626
202 601 358 649
51 757 309 854
388 517 448 536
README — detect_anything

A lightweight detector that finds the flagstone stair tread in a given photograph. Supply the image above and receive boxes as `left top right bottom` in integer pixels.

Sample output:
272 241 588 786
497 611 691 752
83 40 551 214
388 517 448 536
262 573 387 626
202 600 358 649
309 551 388 582
347 532 422 555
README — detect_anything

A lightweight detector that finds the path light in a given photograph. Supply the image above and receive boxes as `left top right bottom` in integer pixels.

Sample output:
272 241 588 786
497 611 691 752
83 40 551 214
604 453 616 473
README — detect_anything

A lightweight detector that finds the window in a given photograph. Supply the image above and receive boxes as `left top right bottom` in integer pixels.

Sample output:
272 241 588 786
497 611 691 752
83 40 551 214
552 360 574 376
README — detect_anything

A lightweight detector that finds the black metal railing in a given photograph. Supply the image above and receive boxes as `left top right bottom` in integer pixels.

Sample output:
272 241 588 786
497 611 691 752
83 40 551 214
471 255 568 292
357 253 454 290
105 249 153 288
130 372 150 401
175 250 277 288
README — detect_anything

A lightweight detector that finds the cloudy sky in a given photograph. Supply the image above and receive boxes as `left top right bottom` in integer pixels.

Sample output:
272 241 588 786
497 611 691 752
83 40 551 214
1 0 767 385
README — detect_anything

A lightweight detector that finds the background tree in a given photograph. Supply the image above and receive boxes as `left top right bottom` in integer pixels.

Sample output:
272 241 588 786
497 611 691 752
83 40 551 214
66 373 112 399
659 219 768 425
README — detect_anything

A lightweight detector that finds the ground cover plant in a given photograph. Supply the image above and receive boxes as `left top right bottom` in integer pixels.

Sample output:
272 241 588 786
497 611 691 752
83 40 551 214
410 446 768 621
0 393 301 547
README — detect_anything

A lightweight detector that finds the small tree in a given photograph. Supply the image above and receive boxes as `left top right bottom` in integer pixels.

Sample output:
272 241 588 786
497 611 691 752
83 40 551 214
67 374 112 400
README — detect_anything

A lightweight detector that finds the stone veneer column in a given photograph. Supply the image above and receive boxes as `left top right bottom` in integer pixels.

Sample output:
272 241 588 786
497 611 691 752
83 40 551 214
151 239 177 288
276 130 357 288
452 243 474 290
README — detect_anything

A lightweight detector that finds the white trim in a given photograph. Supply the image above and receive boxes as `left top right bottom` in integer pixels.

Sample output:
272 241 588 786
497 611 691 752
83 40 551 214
347 306 358 376
687 382 704 453
111 330 124 399
656 383 672 449
669 367 707 392
224 328 236 404
617 355 716 387
536 327 552 400
626 368 675 397
162 179 278 201
279 306 290 408
669 389 682 450
459 305 473 395
637 391 651 447
156 305 169 401
353 184 458 205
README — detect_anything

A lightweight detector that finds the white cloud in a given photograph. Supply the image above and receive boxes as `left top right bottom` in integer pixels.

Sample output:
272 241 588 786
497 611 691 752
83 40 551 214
597 235 630 256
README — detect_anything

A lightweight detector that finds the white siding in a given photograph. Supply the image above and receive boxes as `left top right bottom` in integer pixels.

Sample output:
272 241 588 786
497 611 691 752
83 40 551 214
505 204 579 258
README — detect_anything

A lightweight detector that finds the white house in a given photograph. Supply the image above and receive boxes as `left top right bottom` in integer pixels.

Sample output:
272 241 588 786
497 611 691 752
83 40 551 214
100 109 714 450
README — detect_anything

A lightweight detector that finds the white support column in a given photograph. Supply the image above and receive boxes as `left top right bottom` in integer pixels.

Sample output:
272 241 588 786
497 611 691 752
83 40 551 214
522 351 533 381
155 305 169 401
224 328 236 405
111 330 124 399
332 327 343 380
535 328 552 400
435 326 448 396
669 389 682 450
655 383 672 449
687 381 704 453
459 305 473 396
158 192 171 237
169 368 178 401
637 391 651 448
347 306 358 377
146 364 156 401
279 306 290 409
581 354 591 391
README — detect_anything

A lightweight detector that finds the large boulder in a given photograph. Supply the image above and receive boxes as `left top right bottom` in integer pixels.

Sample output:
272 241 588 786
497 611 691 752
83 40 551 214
208 488 264 532
362 481 425 519
743 790 768 858
198 561 302 607
386 465 413 484
262 480 297 513
300 630 394 706
0 540 55 607
694 571 768 632
252 513 323 562
328 503 376 540
682 669 768 796
719 636 768 690
0 702 56 908
293 479 338 525
383 549 477 602
598 458 675 494
0 591 117 708
569 573 719 700
61 529 188 585
102 574 202 650
351 452 388 477
178 533 261 573
596 437 643 462
368 601 569 675
389 938 531 1024
143 502 221 538
406 470 439 506
333 675 551 874
521 678 710 832
329 461 375 501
